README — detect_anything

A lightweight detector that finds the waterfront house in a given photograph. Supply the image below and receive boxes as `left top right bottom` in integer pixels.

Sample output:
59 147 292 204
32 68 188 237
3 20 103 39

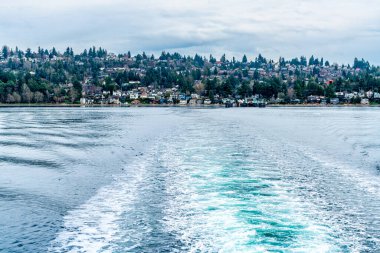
307 95 320 103
330 98 340 105
129 93 139 99
361 98 369 105
179 99 187 105
189 99 197 105
140 92 148 99
204 99 212 105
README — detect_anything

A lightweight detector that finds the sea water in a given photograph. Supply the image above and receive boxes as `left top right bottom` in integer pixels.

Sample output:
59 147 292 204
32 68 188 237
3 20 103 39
0 107 379 252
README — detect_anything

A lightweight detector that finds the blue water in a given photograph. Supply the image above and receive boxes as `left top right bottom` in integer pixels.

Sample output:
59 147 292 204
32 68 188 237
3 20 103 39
1 107 380 252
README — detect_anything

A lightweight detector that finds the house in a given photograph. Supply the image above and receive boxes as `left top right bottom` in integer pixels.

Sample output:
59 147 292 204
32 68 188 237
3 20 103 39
179 99 187 105
113 90 122 97
83 85 102 96
191 93 199 99
307 95 320 103
109 97 120 104
345 93 355 100
366 91 374 98
129 93 139 99
140 92 148 99
361 98 369 105
204 99 212 105
128 81 141 86
335 92 345 100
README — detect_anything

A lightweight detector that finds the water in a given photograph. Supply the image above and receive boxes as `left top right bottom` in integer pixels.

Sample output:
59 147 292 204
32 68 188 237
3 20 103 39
0 107 379 252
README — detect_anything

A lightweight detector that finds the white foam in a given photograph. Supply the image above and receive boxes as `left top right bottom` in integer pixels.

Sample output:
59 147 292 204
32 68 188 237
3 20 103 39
50 164 146 252
49 111 376 252
158 135 339 253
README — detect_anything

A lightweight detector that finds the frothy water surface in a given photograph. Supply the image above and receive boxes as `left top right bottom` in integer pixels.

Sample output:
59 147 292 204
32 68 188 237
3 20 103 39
1 107 380 252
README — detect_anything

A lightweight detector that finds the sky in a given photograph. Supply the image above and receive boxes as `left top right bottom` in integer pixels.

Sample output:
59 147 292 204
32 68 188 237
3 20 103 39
1 0 380 64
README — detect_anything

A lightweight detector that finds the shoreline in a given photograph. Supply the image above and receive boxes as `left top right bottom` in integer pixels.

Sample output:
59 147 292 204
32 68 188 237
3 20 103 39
0 103 379 108
267 104 380 108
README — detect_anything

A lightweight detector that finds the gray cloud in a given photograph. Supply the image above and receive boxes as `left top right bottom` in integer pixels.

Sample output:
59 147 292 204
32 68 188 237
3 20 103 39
1 0 379 64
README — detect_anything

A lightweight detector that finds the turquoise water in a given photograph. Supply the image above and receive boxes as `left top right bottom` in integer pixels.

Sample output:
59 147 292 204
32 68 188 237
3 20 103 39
1 108 380 252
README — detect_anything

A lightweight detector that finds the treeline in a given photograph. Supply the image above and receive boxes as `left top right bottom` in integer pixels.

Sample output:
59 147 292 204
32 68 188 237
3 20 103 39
1 46 107 60
200 75 380 101
0 45 380 104
0 69 82 103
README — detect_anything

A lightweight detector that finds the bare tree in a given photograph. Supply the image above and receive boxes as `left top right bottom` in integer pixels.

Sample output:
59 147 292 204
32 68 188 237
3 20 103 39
6 94 15 103
33 91 44 103
12 92 21 103
21 84 33 103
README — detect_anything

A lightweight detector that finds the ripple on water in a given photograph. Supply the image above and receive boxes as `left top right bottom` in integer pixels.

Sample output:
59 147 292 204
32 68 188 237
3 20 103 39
2 108 379 252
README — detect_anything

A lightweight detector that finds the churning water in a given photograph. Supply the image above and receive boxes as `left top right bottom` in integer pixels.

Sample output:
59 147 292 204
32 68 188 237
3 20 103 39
0 107 379 252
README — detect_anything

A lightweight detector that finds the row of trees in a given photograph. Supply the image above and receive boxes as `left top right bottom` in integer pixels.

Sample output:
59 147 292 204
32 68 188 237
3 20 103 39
2 45 375 71
1 45 109 60
1 69 379 104
0 70 81 103
0 45 379 104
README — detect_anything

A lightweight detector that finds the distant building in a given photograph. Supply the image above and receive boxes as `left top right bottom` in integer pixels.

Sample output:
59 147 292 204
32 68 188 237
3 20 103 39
330 98 339 105
361 98 369 105
179 99 187 105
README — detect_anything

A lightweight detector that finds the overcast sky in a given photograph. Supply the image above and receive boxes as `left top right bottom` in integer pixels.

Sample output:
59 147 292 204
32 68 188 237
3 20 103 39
1 0 379 64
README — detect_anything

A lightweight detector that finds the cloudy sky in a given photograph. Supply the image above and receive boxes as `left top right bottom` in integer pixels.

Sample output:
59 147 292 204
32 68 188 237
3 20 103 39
1 0 380 64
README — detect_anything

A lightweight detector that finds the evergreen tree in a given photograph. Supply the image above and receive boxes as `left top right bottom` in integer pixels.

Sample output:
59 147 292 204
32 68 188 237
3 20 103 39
220 54 226 63
2 46 9 59
300 56 307 66
209 54 216 64
309 55 315 66
242 54 248 63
